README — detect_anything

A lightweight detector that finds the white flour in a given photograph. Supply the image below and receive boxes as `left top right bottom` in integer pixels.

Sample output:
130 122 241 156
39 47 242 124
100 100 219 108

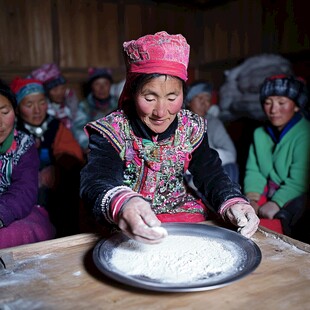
110 235 241 283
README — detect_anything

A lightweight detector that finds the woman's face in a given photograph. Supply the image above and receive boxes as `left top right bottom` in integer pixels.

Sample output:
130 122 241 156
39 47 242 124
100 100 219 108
0 95 15 144
18 93 48 126
91 77 111 100
263 96 299 131
48 84 66 104
189 93 212 117
135 75 183 134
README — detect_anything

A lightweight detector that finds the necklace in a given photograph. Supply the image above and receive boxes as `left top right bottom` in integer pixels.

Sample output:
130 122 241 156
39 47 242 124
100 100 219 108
24 120 49 141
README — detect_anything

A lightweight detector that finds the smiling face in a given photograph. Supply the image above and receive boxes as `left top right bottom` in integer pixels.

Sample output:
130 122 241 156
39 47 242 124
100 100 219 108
134 75 184 134
18 93 48 126
263 96 299 131
0 95 15 144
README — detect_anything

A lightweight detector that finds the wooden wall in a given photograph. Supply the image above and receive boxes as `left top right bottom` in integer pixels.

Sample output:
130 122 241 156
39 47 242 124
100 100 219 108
198 0 310 86
0 0 309 98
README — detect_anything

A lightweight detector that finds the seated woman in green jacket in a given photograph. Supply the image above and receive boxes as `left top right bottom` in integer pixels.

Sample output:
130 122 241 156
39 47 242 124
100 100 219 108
244 74 310 240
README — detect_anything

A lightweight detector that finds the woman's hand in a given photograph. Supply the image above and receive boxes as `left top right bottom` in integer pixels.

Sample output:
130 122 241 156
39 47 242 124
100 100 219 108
249 200 260 214
117 197 168 244
224 203 260 238
258 201 280 219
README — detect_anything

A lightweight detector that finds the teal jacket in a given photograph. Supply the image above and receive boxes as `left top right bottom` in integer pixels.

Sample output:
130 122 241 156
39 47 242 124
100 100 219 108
244 116 310 207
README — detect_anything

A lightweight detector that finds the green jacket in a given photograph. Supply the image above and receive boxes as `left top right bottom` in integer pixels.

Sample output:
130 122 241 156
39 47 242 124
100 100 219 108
244 117 310 207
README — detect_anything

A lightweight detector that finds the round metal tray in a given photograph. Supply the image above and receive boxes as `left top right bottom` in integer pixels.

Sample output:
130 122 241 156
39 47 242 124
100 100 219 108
93 223 261 292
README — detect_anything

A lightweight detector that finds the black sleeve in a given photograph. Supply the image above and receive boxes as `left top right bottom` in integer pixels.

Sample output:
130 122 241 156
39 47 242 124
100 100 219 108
80 133 124 219
188 133 246 213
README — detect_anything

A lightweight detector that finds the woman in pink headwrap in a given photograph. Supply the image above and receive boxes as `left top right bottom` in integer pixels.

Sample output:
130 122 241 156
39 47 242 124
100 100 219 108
30 63 80 132
80 31 259 244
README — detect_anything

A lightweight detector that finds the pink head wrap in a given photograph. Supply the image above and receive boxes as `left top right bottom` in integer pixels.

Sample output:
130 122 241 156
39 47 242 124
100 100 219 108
30 63 66 91
119 31 190 109
123 31 190 81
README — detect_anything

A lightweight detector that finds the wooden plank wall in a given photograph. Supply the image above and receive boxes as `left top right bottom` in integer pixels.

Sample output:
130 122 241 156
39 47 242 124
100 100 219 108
198 0 310 87
0 0 309 99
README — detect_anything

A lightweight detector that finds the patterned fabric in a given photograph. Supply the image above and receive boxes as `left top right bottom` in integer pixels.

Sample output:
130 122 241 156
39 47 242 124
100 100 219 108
31 63 62 82
47 101 72 129
123 31 190 81
0 128 56 247
10 77 44 104
47 87 80 130
260 75 308 109
87 67 113 84
44 88 79 132
87 109 207 216
73 93 118 149
30 63 66 91
44 76 66 92
0 130 34 193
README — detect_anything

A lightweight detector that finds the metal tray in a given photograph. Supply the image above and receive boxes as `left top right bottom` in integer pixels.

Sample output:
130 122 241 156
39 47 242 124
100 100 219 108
93 223 262 292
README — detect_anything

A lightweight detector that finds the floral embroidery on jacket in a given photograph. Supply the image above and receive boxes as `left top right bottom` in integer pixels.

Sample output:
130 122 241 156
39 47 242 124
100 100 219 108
87 109 207 216
0 130 35 193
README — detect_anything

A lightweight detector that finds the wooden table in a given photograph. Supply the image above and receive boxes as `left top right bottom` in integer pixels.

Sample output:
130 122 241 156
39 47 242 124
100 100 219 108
0 222 309 310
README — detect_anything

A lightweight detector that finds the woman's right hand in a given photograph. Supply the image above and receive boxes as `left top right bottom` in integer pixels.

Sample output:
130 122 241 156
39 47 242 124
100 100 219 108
117 197 168 244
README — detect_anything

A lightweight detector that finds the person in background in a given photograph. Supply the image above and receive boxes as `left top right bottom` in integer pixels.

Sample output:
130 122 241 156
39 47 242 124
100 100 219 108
73 67 118 152
11 77 84 238
110 79 126 100
80 31 259 244
244 75 310 239
30 63 79 132
0 80 55 248
185 81 239 183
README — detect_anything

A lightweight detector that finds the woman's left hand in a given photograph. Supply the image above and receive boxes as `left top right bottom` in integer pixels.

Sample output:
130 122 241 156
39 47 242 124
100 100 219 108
224 203 260 238
258 201 280 219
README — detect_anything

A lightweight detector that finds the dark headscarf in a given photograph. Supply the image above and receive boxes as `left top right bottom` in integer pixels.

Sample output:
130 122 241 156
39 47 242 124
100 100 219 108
0 79 17 110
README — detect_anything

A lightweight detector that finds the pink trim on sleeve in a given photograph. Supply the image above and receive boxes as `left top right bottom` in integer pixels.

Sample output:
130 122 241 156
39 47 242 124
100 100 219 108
110 190 143 223
219 197 250 216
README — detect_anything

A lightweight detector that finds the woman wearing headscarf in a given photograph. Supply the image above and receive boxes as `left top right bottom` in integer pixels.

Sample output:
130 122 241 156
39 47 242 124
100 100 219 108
0 80 55 248
73 67 119 152
185 81 239 183
244 75 310 239
30 63 80 131
80 31 259 244
11 77 84 237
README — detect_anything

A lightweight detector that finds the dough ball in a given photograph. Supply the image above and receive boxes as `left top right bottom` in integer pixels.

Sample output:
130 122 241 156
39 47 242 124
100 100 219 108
150 226 168 237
